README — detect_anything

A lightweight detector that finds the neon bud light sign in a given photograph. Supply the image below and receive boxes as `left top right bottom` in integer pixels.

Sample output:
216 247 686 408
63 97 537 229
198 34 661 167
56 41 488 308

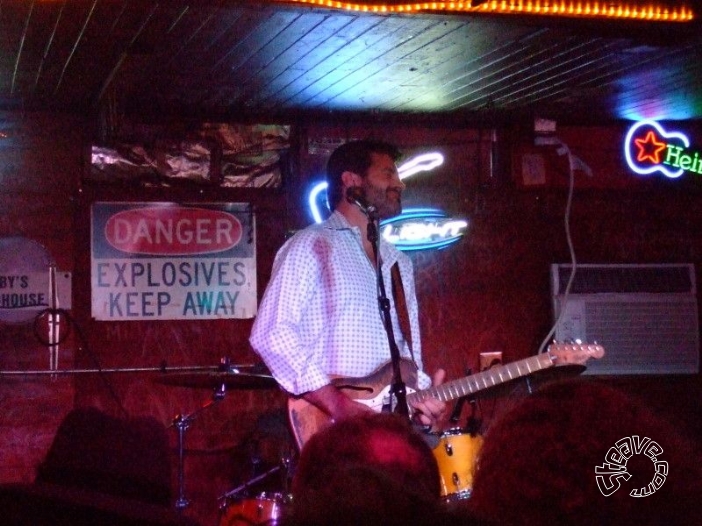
307 151 468 251
624 120 700 179
381 209 467 251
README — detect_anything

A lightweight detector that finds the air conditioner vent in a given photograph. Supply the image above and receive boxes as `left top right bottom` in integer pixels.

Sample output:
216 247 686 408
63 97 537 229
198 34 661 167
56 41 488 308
551 264 699 375
554 264 695 295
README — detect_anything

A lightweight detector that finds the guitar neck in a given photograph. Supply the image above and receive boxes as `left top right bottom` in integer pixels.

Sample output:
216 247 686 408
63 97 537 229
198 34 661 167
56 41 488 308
408 352 554 405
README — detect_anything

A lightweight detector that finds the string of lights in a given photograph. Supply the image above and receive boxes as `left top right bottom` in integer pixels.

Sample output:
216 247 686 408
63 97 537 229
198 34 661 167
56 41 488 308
277 1 695 22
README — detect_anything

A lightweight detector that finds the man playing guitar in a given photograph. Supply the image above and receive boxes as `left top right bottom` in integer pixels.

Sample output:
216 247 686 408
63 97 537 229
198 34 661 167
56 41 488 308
250 139 447 443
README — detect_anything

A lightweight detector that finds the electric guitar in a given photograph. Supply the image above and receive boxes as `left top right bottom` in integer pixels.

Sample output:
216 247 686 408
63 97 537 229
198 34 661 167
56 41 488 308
287 343 605 449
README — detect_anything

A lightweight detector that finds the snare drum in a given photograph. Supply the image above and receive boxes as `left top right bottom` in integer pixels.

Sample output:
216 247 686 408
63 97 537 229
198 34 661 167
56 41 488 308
432 430 483 501
219 492 290 525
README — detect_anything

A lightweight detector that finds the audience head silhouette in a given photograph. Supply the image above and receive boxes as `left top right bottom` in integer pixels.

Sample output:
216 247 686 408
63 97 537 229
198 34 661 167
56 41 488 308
0 406 199 525
287 412 444 526
468 379 702 526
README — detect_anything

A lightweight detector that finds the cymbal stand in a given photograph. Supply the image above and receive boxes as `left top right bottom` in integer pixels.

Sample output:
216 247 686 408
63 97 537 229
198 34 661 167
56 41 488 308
219 464 282 502
172 383 227 511
280 454 292 494
219 451 293 502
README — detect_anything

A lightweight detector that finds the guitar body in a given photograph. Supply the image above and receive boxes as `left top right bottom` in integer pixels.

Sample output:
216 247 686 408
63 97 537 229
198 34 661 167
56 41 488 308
287 359 419 449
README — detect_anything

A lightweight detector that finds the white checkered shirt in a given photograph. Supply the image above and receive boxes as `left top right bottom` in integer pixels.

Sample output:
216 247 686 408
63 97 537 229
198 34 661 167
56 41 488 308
250 211 430 395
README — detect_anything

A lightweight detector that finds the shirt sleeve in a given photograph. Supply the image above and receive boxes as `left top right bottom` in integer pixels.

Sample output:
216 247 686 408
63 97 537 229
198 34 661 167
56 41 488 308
249 232 330 395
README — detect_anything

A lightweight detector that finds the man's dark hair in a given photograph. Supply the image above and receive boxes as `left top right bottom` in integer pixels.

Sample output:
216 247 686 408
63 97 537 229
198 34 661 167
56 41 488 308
326 139 401 211
288 413 443 525
292 412 440 498
469 379 702 526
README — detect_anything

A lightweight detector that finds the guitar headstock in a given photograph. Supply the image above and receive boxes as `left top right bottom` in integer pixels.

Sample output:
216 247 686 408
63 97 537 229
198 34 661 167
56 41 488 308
547 342 605 365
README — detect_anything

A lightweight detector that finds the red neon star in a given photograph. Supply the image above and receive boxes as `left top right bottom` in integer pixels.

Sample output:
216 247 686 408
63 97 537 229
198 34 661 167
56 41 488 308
634 130 667 164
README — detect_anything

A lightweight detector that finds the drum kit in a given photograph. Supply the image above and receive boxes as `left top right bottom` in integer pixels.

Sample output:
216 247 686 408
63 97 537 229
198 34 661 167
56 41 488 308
155 358 587 523
154 358 293 526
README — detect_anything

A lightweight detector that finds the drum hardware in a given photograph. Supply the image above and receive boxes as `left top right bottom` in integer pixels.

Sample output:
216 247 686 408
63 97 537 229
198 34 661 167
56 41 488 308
163 358 278 512
155 358 278 391
218 455 293 526
170 383 228 511
463 391 483 437
219 492 291 526
219 449 293 502
448 368 481 435
448 394 468 426
219 463 283 502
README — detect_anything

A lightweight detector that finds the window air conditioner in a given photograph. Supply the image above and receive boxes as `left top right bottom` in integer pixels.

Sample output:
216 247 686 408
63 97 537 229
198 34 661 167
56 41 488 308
551 263 699 375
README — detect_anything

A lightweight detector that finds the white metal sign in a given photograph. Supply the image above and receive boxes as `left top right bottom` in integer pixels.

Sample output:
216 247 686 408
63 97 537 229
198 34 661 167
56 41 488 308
91 202 256 320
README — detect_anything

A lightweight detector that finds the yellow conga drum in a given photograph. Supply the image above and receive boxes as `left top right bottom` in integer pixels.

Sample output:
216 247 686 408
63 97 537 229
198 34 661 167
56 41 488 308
432 429 483 501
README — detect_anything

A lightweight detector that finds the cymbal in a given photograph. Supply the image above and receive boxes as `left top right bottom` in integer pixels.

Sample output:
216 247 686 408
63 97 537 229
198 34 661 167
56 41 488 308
155 370 278 390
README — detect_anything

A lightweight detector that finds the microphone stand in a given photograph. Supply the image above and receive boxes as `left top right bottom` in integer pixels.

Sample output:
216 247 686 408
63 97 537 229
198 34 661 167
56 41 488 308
366 209 409 418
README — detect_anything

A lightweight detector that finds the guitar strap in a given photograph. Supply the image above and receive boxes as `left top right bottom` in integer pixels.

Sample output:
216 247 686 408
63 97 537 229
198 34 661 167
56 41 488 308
390 262 418 366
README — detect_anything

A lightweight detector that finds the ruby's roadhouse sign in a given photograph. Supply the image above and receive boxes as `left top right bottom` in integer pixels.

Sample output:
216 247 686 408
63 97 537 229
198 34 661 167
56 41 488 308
91 202 256 320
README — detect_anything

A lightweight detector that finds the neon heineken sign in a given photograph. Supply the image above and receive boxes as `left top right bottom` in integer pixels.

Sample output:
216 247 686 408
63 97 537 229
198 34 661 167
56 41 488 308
624 120 700 179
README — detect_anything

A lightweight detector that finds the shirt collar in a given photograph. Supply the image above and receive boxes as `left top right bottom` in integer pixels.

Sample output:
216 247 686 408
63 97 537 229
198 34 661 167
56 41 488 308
324 211 400 266
323 210 355 231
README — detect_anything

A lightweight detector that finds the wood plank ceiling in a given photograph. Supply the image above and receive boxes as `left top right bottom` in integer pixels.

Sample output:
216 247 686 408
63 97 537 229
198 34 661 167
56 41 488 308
0 0 701 126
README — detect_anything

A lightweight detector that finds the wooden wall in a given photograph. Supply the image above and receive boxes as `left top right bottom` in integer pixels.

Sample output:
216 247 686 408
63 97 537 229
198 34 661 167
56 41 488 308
0 112 83 483
1 111 701 526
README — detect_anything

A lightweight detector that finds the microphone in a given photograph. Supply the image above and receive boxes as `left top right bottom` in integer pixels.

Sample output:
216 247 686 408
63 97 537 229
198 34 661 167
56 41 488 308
346 186 377 216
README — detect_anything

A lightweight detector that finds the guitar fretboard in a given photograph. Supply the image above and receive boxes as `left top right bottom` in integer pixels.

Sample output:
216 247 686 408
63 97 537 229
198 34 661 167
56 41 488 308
408 352 554 404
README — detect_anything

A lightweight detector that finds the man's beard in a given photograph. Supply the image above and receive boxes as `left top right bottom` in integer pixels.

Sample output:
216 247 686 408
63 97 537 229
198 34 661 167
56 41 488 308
362 182 402 219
